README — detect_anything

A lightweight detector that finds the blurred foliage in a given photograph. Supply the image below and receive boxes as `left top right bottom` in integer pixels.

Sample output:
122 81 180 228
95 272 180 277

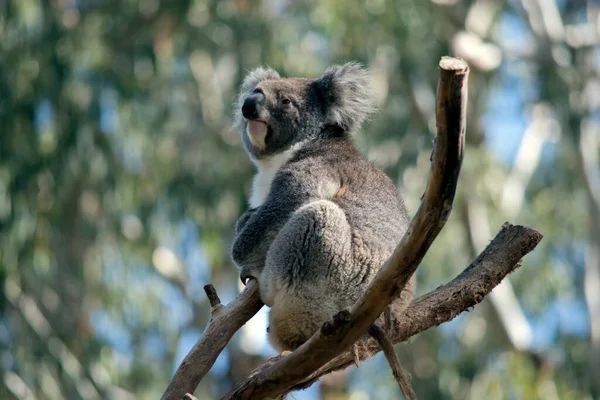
1 0 599 399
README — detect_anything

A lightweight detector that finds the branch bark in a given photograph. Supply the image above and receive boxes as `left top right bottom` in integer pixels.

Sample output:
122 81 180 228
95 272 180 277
221 56 469 400
238 223 543 398
161 280 263 400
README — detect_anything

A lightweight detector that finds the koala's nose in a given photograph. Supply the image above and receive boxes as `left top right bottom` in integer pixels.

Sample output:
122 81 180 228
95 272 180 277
242 92 264 120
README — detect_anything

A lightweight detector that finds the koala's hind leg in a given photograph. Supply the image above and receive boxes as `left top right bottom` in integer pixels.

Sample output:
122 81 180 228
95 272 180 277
260 200 354 351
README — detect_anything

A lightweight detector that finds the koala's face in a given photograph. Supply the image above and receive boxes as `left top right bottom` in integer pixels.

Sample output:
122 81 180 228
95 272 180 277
236 63 377 160
239 77 322 159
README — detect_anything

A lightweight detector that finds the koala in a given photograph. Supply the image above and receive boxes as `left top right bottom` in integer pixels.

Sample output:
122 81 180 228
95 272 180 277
230 63 416 353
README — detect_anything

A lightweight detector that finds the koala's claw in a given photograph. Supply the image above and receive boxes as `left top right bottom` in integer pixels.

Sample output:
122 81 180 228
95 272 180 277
240 267 254 285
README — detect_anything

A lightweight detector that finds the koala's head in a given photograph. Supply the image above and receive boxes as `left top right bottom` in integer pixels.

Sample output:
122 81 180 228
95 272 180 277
235 63 377 160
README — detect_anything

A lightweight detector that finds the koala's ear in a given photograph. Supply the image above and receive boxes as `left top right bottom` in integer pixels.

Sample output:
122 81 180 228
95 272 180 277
315 62 377 133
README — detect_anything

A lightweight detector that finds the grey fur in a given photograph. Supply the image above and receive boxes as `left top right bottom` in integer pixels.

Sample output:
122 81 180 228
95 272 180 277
231 63 415 351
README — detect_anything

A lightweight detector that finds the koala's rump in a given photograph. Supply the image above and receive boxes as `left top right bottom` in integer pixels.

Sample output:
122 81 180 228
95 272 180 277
260 196 404 351
260 141 412 351
260 200 355 302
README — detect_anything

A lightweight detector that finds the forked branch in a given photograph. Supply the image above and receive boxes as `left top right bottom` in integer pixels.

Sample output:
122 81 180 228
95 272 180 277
229 223 542 398
222 56 469 400
163 57 543 400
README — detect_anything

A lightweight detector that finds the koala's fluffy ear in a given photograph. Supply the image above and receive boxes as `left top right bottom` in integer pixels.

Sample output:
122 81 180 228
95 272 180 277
234 67 280 125
316 62 377 133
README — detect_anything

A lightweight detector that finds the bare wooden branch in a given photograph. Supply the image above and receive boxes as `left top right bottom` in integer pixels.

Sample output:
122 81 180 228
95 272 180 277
221 56 469 400
162 279 263 400
233 223 543 398
368 324 416 400
203 284 222 311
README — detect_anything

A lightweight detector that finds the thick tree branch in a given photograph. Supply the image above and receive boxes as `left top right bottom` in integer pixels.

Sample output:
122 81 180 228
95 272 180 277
161 280 263 400
221 56 469 400
229 223 542 397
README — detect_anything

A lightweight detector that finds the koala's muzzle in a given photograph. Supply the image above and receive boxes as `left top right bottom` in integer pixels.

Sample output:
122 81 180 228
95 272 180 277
242 92 269 150
242 92 265 120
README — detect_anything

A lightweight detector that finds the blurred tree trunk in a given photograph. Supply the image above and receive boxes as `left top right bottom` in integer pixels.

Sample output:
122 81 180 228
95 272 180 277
518 0 600 390
574 116 600 388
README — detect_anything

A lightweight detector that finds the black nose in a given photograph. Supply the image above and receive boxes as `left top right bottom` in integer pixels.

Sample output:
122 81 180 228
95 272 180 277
242 92 264 120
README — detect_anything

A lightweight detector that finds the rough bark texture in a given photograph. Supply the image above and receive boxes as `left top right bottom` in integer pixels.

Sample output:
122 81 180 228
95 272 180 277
229 223 543 398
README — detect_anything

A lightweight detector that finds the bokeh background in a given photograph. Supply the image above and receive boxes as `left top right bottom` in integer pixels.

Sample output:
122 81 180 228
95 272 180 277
1 0 599 399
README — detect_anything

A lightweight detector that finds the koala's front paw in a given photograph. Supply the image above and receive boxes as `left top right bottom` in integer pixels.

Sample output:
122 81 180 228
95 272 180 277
240 266 256 285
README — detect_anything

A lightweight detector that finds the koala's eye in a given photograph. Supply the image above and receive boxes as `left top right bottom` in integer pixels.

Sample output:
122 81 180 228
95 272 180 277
281 98 291 105
252 88 264 95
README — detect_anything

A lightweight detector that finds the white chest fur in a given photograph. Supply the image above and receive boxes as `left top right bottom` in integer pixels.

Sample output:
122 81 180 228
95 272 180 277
249 143 304 208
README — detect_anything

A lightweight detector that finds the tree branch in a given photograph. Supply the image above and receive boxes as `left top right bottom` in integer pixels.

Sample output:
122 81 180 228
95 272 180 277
162 57 542 400
233 223 543 398
221 56 469 400
161 280 263 400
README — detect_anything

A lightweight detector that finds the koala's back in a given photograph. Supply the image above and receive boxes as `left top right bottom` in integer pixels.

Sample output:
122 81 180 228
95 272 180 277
261 137 412 350
288 137 410 254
